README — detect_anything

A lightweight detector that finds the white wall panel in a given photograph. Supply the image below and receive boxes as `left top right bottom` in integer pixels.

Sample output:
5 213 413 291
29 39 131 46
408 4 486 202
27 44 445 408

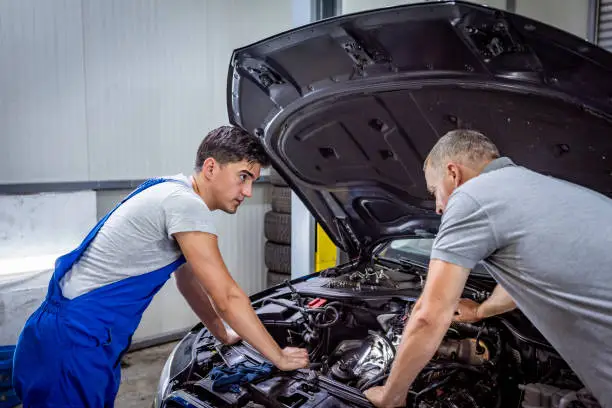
0 191 96 259
82 0 210 180
204 1 294 129
83 0 293 181
516 0 589 40
598 0 612 51
0 0 89 183
341 0 507 15
1 0 293 183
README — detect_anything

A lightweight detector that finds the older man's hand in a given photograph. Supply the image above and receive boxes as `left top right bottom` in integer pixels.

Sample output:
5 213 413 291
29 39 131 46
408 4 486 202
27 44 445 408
453 298 482 323
364 386 405 408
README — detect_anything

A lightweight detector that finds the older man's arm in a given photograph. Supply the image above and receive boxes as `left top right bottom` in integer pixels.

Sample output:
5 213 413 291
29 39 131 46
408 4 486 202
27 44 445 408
455 284 517 323
364 259 470 408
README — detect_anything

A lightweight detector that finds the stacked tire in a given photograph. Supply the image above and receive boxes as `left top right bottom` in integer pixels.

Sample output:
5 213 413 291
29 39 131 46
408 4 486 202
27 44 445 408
264 170 291 287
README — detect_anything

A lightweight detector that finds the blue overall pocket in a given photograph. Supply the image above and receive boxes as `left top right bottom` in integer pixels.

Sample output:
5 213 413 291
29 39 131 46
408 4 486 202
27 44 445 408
62 318 113 349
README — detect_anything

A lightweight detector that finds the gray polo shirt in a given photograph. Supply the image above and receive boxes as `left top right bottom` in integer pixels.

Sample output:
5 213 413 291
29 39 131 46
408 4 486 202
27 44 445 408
431 157 612 407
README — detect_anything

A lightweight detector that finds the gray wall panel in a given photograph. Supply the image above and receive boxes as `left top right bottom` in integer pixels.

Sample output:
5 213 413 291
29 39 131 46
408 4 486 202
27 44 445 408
2 0 293 183
82 0 214 180
95 189 128 220
598 0 612 50
516 0 590 40
342 0 507 14
83 0 293 181
341 0 589 40
0 0 88 183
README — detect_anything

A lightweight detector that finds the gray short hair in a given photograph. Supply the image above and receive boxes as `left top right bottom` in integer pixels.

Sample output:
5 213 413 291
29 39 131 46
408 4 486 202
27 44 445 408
424 129 500 173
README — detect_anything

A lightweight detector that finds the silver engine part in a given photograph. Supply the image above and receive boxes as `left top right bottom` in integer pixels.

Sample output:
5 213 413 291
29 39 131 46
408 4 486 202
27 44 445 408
329 331 395 388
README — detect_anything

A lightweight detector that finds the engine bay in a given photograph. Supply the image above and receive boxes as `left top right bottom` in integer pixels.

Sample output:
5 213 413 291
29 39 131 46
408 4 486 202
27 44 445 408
160 276 602 408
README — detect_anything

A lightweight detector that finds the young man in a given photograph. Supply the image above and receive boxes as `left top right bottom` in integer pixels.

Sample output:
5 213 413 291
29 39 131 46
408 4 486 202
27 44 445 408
364 129 612 408
13 125 309 407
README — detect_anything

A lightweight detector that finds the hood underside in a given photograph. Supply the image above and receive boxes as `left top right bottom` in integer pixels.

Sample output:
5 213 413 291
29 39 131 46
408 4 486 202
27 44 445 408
227 0 612 256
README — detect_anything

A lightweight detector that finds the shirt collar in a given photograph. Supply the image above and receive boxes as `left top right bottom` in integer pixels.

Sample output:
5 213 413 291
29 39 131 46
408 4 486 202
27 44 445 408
481 157 515 174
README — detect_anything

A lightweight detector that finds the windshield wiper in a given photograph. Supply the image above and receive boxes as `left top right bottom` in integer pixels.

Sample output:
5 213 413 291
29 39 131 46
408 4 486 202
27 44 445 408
375 255 426 270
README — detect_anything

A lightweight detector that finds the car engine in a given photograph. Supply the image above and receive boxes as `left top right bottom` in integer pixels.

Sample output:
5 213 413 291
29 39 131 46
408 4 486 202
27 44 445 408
159 281 601 408
251 290 510 408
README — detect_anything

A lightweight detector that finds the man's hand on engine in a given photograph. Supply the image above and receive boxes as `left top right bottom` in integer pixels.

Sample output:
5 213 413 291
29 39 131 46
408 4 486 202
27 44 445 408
455 285 517 323
364 386 405 408
453 298 483 323
275 347 310 371
220 327 242 345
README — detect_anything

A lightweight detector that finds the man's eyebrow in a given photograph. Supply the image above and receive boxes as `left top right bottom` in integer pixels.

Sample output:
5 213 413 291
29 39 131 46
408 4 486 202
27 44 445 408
241 170 255 179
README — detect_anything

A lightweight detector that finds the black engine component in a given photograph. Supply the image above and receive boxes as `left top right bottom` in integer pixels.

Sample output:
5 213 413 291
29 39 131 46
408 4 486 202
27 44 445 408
169 290 595 408
255 300 294 321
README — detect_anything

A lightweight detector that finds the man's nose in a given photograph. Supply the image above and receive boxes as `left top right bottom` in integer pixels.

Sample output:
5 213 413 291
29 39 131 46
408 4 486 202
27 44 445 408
436 204 444 216
243 182 253 198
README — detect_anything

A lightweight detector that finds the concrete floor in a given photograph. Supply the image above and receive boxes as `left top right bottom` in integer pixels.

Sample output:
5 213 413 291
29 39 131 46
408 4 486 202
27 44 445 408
115 340 179 408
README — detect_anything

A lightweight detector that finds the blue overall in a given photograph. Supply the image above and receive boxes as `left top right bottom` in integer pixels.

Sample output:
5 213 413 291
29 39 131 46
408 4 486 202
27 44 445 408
12 178 187 408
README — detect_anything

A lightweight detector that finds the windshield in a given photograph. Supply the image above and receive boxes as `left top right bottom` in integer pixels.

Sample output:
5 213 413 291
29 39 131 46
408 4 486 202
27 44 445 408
377 237 492 277
376 238 434 267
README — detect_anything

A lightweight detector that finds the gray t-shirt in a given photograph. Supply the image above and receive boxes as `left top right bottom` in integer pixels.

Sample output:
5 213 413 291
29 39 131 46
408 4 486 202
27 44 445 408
59 174 216 299
431 157 612 407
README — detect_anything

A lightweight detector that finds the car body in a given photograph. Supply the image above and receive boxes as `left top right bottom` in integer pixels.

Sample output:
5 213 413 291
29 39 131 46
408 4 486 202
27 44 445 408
155 1 612 407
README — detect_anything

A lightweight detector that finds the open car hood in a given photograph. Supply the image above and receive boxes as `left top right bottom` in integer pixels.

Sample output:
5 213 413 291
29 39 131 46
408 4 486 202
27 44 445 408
227 0 612 257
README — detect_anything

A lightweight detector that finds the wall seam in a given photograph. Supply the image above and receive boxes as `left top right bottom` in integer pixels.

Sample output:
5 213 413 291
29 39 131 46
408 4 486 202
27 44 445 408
80 0 92 181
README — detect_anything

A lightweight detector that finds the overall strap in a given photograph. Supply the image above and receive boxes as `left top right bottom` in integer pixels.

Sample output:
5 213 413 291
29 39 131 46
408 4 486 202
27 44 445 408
50 178 188 291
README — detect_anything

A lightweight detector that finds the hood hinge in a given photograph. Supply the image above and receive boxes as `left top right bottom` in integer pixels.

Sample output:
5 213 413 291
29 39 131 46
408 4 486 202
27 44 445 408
335 217 365 260
320 190 366 260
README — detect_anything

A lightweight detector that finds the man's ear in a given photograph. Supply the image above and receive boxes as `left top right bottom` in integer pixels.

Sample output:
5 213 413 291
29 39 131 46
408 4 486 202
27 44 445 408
446 162 463 188
202 157 216 180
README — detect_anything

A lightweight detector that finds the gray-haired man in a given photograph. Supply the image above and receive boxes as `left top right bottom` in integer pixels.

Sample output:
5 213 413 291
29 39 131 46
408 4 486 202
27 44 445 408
364 129 612 408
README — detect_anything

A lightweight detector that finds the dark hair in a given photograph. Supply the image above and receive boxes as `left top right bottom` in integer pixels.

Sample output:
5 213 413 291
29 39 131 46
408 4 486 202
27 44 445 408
195 125 270 170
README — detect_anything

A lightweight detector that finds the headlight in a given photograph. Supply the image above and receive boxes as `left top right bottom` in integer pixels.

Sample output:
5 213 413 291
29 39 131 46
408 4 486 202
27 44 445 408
153 331 197 408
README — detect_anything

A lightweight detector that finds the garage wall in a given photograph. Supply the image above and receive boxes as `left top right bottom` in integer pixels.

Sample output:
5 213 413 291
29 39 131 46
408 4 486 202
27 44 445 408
597 0 612 50
340 0 591 40
341 0 506 15
0 0 291 346
0 191 97 259
1 0 293 184
516 0 590 40
0 0 89 184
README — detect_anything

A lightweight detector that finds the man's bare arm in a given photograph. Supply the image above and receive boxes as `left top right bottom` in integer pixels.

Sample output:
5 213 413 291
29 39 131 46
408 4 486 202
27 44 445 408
175 263 236 344
364 259 470 407
174 231 308 371
478 284 517 318
455 284 517 323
